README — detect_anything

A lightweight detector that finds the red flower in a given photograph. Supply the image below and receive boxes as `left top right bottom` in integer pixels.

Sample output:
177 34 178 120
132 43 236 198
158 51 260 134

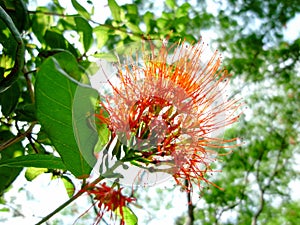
87 182 135 225
97 39 241 190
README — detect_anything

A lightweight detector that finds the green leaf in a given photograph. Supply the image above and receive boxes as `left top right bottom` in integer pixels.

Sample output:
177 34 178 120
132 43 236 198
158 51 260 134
0 131 24 196
35 56 97 178
61 175 75 197
44 30 78 57
126 22 142 33
58 17 76 31
0 0 30 32
72 84 99 170
74 17 93 52
157 18 168 29
14 103 36 122
0 207 9 212
44 30 67 49
94 123 110 153
94 26 109 49
25 167 48 181
36 128 52 145
166 0 176 9
0 20 17 62
125 4 138 15
31 7 53 43
122 207 138 225
71 0 91 20
0 82 20 116
93 52 118 62
52 51 83 81
0 154 66 170
143 11 154 33
108 0 122 21
175 2 190 18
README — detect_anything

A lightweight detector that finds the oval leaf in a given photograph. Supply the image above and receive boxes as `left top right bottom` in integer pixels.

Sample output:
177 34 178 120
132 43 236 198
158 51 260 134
0 131 24 195
61 175 75 197
0 154 66 170
35 56 97 178
25 167 48 181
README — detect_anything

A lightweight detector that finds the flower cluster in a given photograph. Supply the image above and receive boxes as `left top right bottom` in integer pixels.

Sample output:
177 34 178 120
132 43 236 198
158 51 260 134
97 39 240 190
87 182 135 225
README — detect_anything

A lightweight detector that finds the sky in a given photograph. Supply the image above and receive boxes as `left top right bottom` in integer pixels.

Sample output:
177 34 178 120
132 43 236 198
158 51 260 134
1 0 300 224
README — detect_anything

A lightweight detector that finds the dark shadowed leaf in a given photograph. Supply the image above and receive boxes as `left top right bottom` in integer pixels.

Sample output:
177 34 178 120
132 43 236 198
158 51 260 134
0 82 20 116
0 131 24 196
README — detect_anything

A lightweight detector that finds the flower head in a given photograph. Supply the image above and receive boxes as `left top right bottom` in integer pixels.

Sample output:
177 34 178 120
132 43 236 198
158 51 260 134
87 182 135 225
97 39 241 189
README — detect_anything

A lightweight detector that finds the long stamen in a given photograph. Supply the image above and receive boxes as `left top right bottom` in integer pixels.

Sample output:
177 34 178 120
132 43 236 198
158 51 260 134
98 39 241 190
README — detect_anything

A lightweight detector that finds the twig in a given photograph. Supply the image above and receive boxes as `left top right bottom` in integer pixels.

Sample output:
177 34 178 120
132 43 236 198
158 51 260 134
214 147 254 224
35 176 103 225
35 187 86 225
0 122 36 152
35 157 125 224
28 10 73 17
4 203 25 217
251 134 285 225
24 72 35 103
27 10 146 39
27 134 39 154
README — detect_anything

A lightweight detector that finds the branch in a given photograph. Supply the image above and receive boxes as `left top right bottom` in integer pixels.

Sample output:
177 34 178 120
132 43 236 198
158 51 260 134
35 187 86 225
0 122 36 152
35 176 103 225
185 179 194 225
0 6 25 93
215 170 250 223
4 203 25 217
34 156 125 224
28 10 146 39
24 72 35 103
251 137 285 225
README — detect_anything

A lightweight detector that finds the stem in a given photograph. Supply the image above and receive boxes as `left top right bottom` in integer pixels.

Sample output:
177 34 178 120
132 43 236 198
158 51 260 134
35 190 84 225
251 135 284 225
28 10 145 38
185 179 194 225
35 176 103 225
34 155 125 224
24 72 35 103
35 141 128 225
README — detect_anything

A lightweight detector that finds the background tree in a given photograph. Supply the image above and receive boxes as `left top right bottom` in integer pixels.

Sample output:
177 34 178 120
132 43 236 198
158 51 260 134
0 0 299 224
